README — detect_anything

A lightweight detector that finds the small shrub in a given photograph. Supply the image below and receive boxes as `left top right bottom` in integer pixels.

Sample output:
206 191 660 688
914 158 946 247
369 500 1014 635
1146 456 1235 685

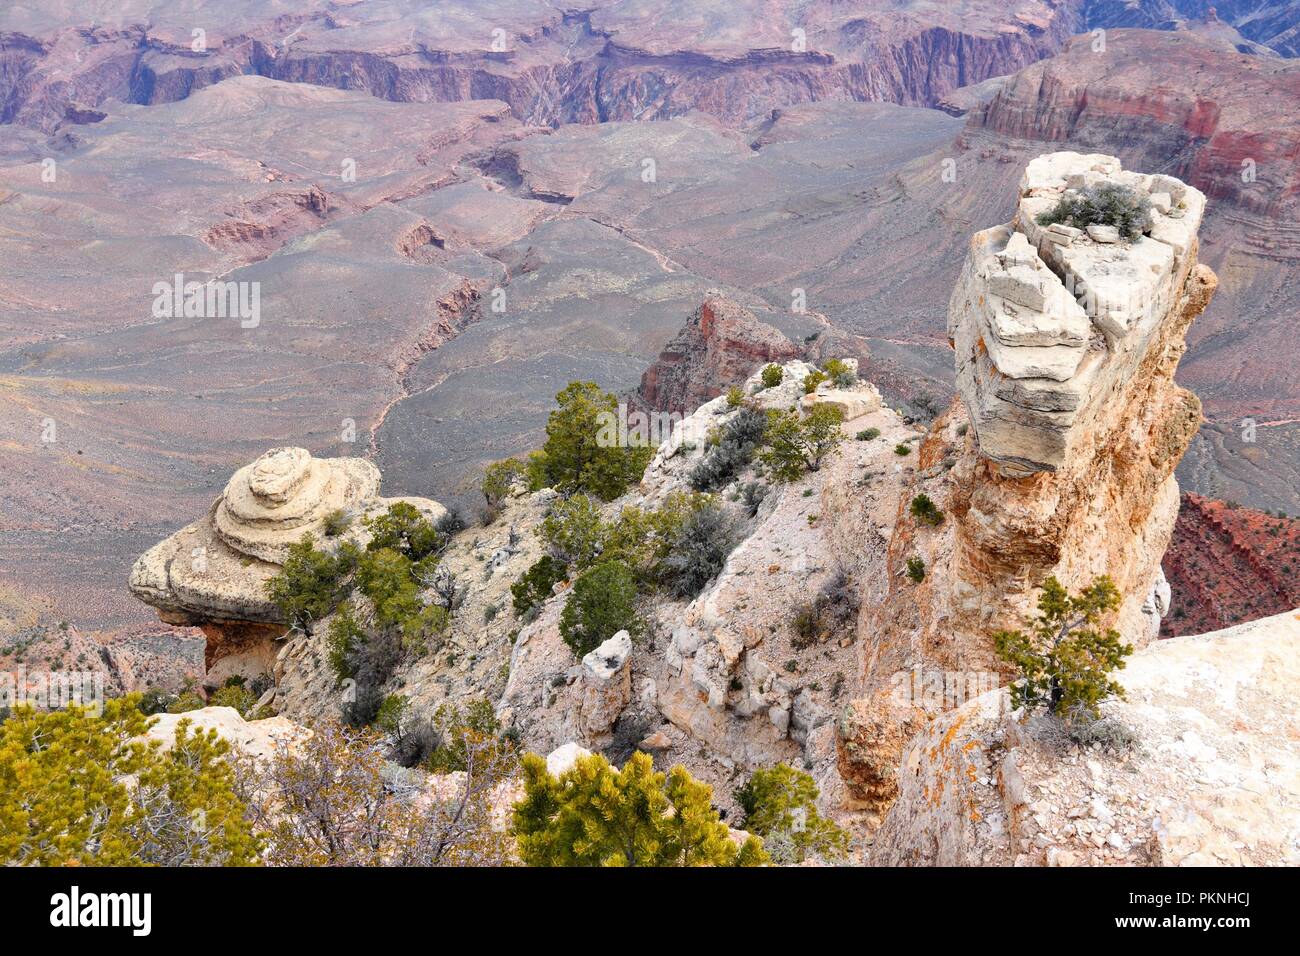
993 576 1133 723
326 603 365 684
210 678 258 717
905 556 926 583
802 369 828 394
375 693 410 741
823 358 856 389
856 427 880 442
322 508 352 537
0 697 258 865
740 481 767 518
425 699 504 773
511 555 568 616
735 763 849 864
659 503 740 599
482 457 528 507
1035 182 1153 240
539 381 654 500
540 494 606 569
512 751 767 867
760 404 845 481
760 364 784 389
688 406 768 492
893 443 911 456
910 493 945 527
725 385 745 408
559 560 639 656
364 501 442 563
265 536 358 634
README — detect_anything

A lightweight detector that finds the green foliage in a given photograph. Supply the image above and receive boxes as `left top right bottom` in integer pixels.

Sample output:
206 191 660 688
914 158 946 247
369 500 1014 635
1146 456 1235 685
167 689 206 714
559 560 639 656
265 535 357 633
326 603 365 684
364 501 442 563
725 385 745 408
210 678 258 717
905 556 926 583
425 699 503 773
760 364 783 389
482 457 529 507
760 404 845 481
993 576 1133 723
735 763 849 864
658 501 740 598
539 381 654 500
1035 182 1153 241
375 694 409 739
512 750 767 867
689 406 768 492
322 508 352 537
909 493 945 527
0 696 259 865
893 443 911 456
802 369 828 394
823 358 856 389
539 490 724 594
355 548 448 653
540 494 607 570
511 555 568 617
856 427 880 441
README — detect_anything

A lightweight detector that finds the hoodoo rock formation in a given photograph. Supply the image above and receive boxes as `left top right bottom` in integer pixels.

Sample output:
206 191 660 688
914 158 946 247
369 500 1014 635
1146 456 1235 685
838 152 1217 816
129 447 444 678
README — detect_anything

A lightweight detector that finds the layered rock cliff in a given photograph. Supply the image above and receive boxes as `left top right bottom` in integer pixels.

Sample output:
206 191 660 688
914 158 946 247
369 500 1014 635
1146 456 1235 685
837 152 1216 816
1 1 1084 132
1162 493 1300 637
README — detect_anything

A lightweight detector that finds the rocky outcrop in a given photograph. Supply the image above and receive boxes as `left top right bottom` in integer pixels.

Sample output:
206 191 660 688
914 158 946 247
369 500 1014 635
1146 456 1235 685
873 608 1300 866
953 152 1207 475
837 152 1215 816
144 706 309 762
634 295 802 415
128 447 443 674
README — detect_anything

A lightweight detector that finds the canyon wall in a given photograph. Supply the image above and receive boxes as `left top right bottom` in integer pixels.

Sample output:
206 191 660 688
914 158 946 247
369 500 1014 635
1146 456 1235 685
0 2 1084 133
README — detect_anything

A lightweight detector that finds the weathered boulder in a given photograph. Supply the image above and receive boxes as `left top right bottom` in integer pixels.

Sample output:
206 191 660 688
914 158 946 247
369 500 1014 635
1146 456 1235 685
144 705 309 762
577 631 634 741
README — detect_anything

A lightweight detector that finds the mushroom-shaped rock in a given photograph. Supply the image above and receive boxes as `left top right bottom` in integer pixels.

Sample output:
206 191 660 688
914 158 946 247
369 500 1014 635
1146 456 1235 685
128 447 443 670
